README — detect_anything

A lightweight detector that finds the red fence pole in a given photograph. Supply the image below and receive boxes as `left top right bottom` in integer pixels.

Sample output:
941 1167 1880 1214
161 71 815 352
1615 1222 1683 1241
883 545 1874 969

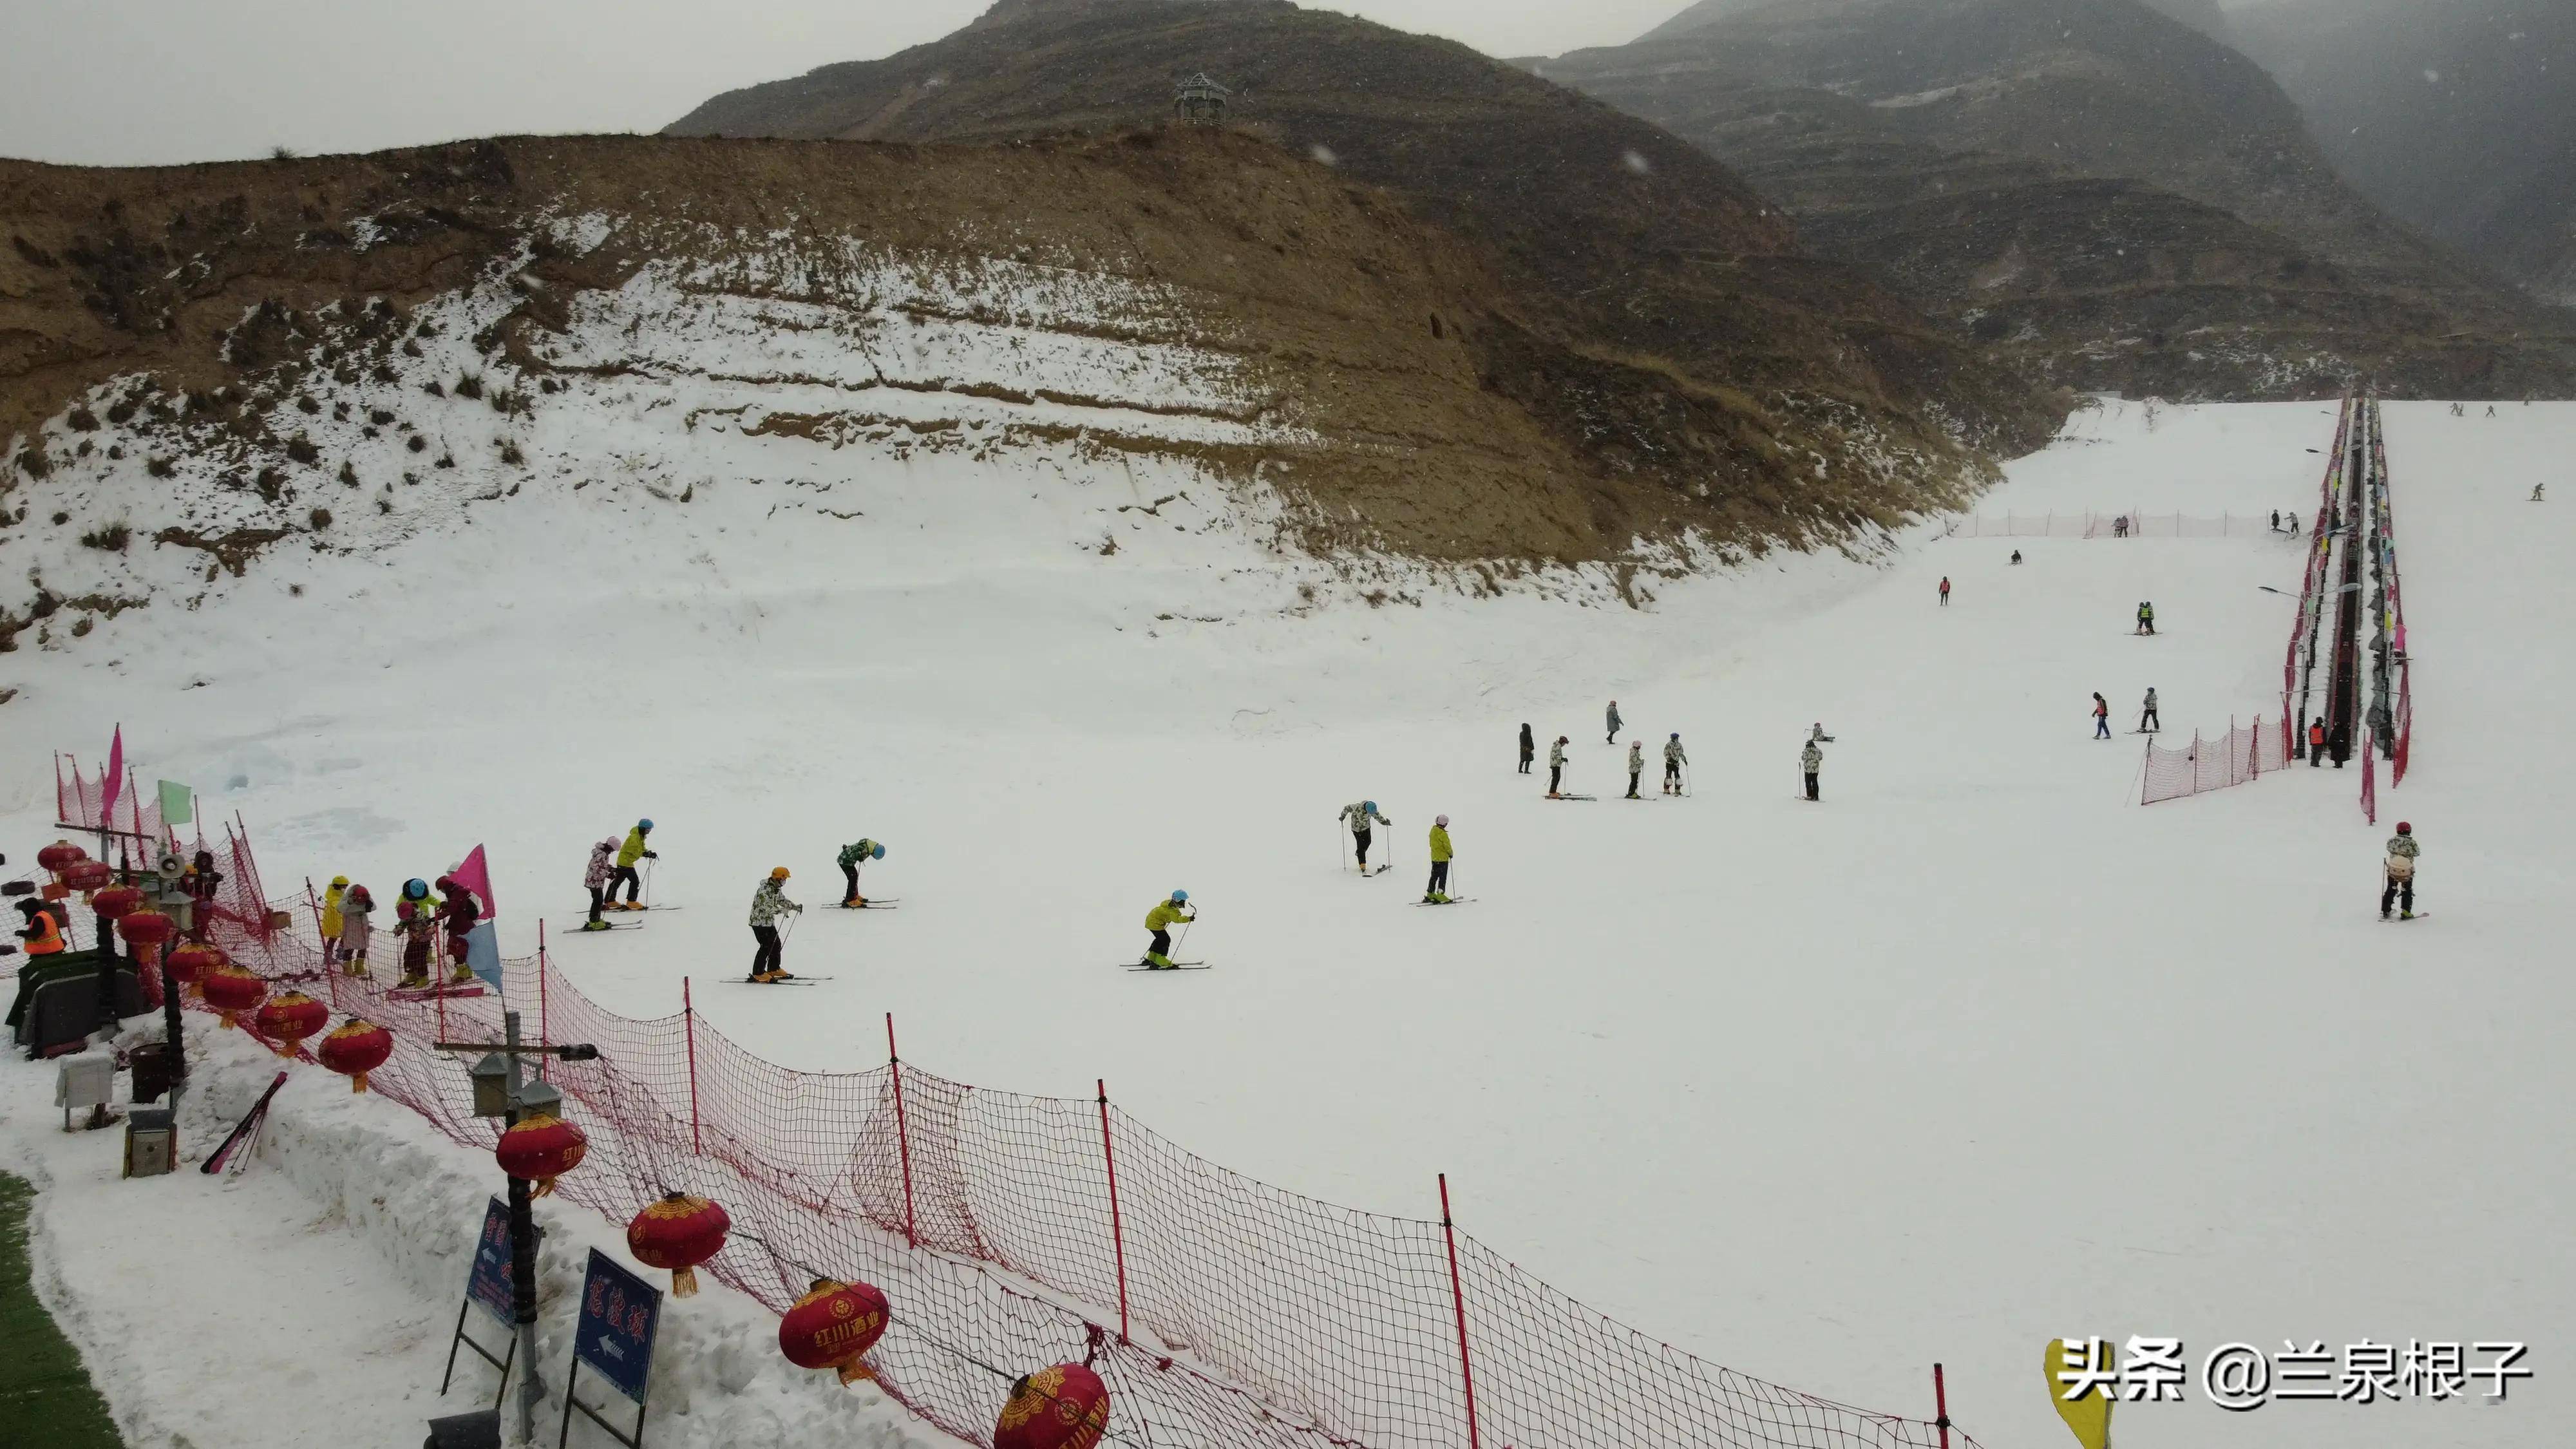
1438 1173 1483 1449
886 1014 919 1249
1098 1079 1132 1344
683 976 701 1156
1934 1363 1952 1449
536 922 549 1083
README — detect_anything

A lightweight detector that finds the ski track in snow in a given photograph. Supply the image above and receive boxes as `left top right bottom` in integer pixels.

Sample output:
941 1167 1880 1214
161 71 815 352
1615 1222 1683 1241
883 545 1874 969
3 397 2571 1449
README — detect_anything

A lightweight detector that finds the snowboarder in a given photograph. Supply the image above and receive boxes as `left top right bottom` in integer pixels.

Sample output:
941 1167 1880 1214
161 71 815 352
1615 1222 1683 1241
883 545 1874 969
1517 723 1535 775
837 838 886 905
1801 737 1824 801
393 878 438 988
1548 737 1569 798
1809 722 1836 745
1938 576 1951 607
2308 717 2327 764
319 875 348 965
1339 800 1391 870
337 884 374 977
437 873 481 984
607 820 656 909
582 838 617 930
2381 822 2420 920
1663 733 1687 795
2139 688 2161 734
1142 889 1195 970
2135 601 2156 636
1425 817 1454 904
1605 700 1623 744
747 867 802 982
2093 692 2112 740
1625 741 1645 799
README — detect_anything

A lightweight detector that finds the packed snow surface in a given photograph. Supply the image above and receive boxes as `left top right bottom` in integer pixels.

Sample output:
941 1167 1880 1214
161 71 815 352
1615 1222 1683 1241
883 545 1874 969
3 398 2569 1448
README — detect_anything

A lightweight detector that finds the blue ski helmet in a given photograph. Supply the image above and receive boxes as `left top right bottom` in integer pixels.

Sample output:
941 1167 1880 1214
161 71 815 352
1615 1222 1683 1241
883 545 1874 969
637 818 654 831
1671 732 1680 740
1363 800 1378 814
871 843 886 860
402 878 429 900
1170 889 1188 904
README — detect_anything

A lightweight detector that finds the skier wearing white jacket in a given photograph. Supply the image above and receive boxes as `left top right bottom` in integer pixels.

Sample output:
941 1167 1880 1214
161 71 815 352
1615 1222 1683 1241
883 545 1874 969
1340 800 1392 870
1801 739 1825 801
1663 734 1687 795
2380 823 2421 920
1625 741 1645 799
1547 737 1569 798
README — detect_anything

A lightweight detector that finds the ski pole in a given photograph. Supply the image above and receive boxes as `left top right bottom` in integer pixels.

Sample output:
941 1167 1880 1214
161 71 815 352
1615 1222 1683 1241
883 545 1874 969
643 857 657 909
1174 918 1195 961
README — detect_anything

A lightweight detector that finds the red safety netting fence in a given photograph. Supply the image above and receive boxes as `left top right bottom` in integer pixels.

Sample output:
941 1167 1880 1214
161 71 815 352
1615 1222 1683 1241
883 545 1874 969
1944 510 2285 540
2141 718 2291 805
53 753 170 849
160 857 1977 1449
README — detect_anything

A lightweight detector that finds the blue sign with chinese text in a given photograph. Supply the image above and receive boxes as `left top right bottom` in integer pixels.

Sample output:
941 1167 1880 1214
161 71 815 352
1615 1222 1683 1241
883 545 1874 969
574 1249 661 1405
466 1196 514 1329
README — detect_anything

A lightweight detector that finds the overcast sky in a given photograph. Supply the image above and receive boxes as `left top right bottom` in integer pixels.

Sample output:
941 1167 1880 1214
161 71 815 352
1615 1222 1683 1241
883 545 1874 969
0 0 1716 167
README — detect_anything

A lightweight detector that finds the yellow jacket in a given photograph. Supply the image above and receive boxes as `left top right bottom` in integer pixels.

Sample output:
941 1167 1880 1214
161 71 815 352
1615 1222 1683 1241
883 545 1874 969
617 828 652 869
320 882 346 935
1145 900 1194 932
1428 826 1453 863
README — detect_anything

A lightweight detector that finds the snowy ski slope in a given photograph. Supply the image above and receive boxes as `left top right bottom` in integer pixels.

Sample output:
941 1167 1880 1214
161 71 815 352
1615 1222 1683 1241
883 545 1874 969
1 398 2567 1448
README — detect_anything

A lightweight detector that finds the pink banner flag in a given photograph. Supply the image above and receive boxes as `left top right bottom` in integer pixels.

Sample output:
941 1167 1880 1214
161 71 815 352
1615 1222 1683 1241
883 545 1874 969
100 724 126 825
448 844 497 922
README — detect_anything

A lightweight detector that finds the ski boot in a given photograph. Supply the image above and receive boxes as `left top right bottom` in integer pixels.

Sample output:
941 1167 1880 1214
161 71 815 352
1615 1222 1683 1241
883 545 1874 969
449 965 476 985
1144 952 1175 971
578 919 614 933
843 896 866 909
396 972 429 990
2401 911 2415 921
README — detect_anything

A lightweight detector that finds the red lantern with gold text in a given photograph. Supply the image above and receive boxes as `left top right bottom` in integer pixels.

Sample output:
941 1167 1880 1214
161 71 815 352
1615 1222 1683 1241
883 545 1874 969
495 1113 586 1197
200 960 269 1028
994 1363 1111 1449
316 1019 393 1093
160 939 219 999
36 840 86 876
252 990 328 1057
626 1193 730 1298
61 858 113 893
777 1278 890 1385
91 885 144 922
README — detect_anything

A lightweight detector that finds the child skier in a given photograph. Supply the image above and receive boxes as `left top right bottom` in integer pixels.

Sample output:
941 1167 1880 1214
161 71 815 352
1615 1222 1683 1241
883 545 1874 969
437 873 481 985
1663 733 1687 795
582 838 616 930
837 838 886 905
393 878 439 988
1938 576 1951 607
1517 723 1534 775
1810 722 1835 745
748 867 802 982
319 875 348 965
1425 817 1454 904
1548 737 1569 798
2381 822 2421 920
1142 890 1195 969
1339 801 1391 870
1625 741 1645 799
337 884 374 977
2139 688 2161 734
1605 700 1623 744
1801 736 1824 801
607 819 656 909
2093 693 2112 739
2136 601 2157 636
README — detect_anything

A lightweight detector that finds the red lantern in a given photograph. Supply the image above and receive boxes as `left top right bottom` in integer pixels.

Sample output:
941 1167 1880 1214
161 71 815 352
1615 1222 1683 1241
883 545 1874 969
62 859 113 893
36 840 86 875
316 1019 393 1093
120 909 177 951
91 884 144 920
161 939 219 997
495 1113 587 1197
252 990 328 1057
627 1193 731 1298
777 1278 890 1385
994 1363 1111 1449
200 961 269 1028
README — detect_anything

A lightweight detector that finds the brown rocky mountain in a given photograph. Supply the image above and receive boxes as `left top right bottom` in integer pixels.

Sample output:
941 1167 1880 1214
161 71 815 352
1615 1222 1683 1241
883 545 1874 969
1535 0 2576 398
670 0 2072 542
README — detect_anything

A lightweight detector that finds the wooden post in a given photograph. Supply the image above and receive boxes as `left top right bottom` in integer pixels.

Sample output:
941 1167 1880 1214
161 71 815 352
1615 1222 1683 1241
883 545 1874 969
1438 1174 1482 1449
1098 1079 1132 1343
886 1014 919 1248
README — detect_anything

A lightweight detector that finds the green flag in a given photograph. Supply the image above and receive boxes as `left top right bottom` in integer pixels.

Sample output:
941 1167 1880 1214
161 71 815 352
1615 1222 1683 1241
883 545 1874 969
157 780 193 827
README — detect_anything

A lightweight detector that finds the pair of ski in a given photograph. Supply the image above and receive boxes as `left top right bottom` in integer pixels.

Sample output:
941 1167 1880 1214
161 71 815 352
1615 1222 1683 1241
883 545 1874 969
1412 898 1475 907
1125 961 1210 972
829 898 902 910
1546 793 1598 802
727 975 836 986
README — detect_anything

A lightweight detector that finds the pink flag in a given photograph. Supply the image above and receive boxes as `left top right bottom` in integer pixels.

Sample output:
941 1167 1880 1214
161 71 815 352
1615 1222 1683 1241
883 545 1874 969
100 725 125 824
448 844 497 922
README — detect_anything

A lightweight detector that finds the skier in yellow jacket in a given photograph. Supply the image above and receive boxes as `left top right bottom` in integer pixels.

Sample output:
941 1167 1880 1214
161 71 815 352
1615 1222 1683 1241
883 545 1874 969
1141 891 1196 970
319 875 348 965
607 819 656 910
1424 817 1455 904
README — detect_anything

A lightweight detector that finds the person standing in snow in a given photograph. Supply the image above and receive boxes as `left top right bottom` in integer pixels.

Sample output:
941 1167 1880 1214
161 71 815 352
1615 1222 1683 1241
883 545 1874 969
747 867 802 981
2309 717 2327 764
1339 800 1391 871
2136 601 2157 636
1801 737 1824 801
1663 733 1687 795
1518 723 1535 775
1938 576 1951 607
1141 890 1195 970
1605 700 1624 744
2139 687 2161 734
607 820 656 910
1548 737 1569 798
1425 817 1455 904
185 849 224 942
319 875 349 965
837 838 885 906
2011 549 2023 565
582 838 617 931
2270 509 2282 533
2093 692 2112 740
437 873 481 984
393 878 438 988
2381 822 2421 920
2533 483 2546 502
337 884 374 977
1625 740 1645 799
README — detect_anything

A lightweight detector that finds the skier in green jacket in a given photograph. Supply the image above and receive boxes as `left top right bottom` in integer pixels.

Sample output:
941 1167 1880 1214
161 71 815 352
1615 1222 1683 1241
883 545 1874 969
1425 817 1455 904
607 819 656 910
1142 890 1197 970
836 838 885 907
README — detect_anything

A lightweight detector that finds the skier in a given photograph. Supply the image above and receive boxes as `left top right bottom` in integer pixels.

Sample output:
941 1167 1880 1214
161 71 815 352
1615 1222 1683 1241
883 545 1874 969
1141 889 1195 970
319 875 348 965
607 819 656 909
1339 800 1391 871
837 838 886 906
1425 817 1454 904
337 884 374 977
1663 732 1687 795
2093 692 2112 740
2135 601 2156 636
2139 687 2161 734
2287 513 2300 536
1606 699 1624 745
2533 483 2546 502
747 867 802 982
12 898 64 958
2010 549 2023 565
393 878 439 988
1938 576 1951 607
437 873 481 985
1625 740 1645 799
1517 723 1535 775
1801 735 1824 801
582 838 617 931
2380 822 2420 920
2114 515 2130 539
1809 721 1836 745
1547 737 1569 798
2308 717 2327 765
